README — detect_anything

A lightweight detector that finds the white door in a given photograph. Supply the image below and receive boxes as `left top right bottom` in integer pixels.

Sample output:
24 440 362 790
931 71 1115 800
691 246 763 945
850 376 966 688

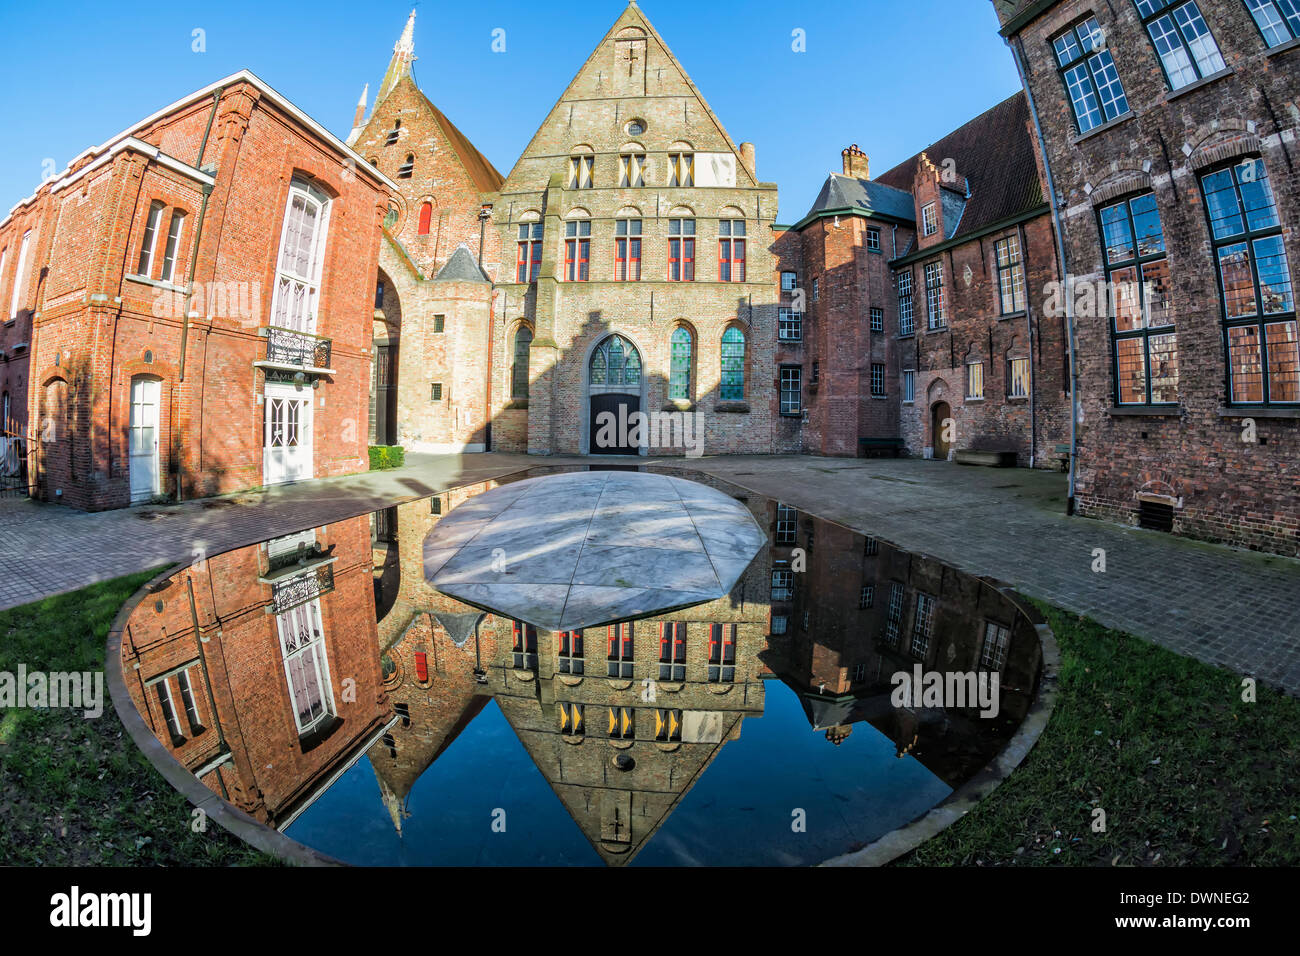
129 377 160 503
264 383 313 485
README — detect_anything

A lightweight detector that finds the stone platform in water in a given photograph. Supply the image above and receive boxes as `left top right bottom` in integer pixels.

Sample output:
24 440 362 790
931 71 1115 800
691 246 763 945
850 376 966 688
423 471 765 631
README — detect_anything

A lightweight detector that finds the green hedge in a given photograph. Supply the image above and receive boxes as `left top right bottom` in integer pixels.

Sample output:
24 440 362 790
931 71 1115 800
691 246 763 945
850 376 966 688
368 445 406 470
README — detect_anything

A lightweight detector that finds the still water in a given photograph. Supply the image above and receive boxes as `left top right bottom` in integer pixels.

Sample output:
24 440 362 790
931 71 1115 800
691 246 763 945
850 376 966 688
120 466 1042 866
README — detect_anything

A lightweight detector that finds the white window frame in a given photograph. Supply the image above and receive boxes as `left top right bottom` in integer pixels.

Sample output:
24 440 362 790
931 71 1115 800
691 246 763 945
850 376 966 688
903 369 916 404
669 152 694 188
10 230 32 321
276 597 335 736
137 202 164 278
980 621 1012 671
967 360 985 399
268 179 332 336
161 211 186 284
922 203 938 237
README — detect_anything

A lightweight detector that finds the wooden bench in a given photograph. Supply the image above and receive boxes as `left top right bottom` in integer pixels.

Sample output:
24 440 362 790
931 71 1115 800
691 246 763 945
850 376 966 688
859 437 905 459
954 449 1018 468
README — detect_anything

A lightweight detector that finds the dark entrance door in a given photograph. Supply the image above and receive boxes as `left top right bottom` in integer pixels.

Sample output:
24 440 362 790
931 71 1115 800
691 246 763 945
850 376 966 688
371 343 398 446
590 393 641 455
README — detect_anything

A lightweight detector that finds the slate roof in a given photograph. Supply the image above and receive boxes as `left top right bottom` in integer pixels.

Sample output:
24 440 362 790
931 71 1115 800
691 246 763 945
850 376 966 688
794 174 916 229
874 92 1045 243
434 244 490 282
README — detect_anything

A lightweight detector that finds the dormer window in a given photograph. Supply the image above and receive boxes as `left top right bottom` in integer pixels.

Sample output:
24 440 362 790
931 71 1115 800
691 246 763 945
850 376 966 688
922 202 938 237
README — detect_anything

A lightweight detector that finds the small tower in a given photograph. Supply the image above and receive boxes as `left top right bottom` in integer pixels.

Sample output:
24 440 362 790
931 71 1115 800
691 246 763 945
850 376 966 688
346 83 368 146
379 10 418 102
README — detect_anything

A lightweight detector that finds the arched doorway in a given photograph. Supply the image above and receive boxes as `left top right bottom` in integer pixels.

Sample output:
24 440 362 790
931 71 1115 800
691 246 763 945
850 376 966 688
588 335 643 456
371 271 400 447
931 401 952 461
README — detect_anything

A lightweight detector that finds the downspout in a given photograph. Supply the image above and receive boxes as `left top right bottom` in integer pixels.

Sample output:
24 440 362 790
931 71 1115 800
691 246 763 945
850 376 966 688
479 205 493 451
176 87 224 501
1018 220 1036 467
1010 35 1078 515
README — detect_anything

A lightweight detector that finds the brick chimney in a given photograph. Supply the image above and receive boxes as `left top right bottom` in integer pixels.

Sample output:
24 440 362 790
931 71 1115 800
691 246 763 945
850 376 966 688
739 142 756 176
842 144 869 180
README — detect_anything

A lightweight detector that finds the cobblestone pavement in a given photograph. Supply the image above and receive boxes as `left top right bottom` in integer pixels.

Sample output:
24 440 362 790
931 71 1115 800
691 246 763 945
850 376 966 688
3 452 1298 695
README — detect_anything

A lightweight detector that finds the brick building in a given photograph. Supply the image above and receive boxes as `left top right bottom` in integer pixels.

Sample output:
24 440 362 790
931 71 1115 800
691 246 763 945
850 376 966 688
121 515 394 829
994 0 1300 554
775 96 1070 466
0 71 396 509
348 12 506 454
488 2 780 457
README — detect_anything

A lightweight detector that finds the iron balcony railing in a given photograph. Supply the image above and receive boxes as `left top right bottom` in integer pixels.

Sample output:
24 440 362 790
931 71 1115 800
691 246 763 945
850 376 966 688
269 563 335 615
264 325 332 371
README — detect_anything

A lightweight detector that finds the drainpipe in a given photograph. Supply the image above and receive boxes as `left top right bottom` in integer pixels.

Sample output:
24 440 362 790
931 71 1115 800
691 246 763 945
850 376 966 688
480 205 493 451
1018 220 1036 468
1009 35 1079 515
175 87 224 502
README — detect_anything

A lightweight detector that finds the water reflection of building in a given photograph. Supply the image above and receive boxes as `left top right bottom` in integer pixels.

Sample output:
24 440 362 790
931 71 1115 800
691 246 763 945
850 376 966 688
121 515 393 829
369 468 772 863
767 506 1041 787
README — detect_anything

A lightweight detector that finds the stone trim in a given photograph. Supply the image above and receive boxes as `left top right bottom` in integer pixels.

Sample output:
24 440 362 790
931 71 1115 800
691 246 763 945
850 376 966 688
1090 173 1153 208
1190 134 1262 171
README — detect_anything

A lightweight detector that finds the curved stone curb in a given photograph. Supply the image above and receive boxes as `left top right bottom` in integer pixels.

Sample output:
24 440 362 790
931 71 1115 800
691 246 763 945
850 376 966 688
106 564 346 867
817 584 1060 867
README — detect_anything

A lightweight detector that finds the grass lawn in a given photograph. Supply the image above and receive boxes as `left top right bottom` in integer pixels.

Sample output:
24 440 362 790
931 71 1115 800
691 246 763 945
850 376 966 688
899 601 1300 866
0 571 271 866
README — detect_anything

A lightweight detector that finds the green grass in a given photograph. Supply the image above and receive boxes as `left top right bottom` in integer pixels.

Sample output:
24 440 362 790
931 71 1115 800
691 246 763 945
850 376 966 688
0 572 272 866
368 445 406 470
898 602 1300 866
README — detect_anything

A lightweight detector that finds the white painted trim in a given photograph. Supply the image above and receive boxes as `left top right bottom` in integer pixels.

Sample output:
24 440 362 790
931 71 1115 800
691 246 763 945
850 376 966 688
2 70 399 230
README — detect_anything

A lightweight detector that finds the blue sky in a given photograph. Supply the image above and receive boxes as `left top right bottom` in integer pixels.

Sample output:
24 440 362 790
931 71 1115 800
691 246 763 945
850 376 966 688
0 0 1019 222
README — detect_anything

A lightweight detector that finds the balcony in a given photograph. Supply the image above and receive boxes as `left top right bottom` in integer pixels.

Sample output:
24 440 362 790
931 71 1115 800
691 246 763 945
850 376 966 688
254 326 334 376
264 561 336 615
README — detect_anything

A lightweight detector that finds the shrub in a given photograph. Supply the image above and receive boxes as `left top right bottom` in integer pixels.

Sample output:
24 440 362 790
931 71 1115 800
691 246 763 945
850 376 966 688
368 445 406 470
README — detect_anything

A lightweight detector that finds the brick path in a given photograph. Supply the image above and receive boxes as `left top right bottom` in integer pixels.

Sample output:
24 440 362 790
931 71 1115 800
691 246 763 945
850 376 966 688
3 452 1297 694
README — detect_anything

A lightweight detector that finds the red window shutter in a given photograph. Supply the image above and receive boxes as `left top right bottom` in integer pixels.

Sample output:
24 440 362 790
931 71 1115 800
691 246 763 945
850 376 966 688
414 652 428 682
418 203 432 235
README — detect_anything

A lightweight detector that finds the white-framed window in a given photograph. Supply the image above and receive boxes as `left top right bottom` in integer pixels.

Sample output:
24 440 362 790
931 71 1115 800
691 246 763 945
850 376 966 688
1245 0 1300 47
980 621 1011 671
771 565 794 601
1136 0 1225 90
781 271 798 292
275 598 335 736
778 308 803 342
922 202 938 237
567 154 594 189
925 261 946 329
912 593 936 659
967 360 985 399
1053 16 1131 134
669 153 694 187
884 582 905 646
775 503 797 545
898 270 915 335
871 363 886 397
903 369 915 404
859 585 874 609
148 664 205 744
870 307 884 332
780 365 802 416
867 227 881 251
10 230 31 321
269 179 331 335
771 614 789 635
1008 357 1031 399
137 201 165 278
995 235 1026 314
620 151 646 188
161 211 186 284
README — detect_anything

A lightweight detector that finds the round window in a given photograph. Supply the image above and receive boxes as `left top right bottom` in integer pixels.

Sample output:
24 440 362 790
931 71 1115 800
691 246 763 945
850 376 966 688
625 119 646 136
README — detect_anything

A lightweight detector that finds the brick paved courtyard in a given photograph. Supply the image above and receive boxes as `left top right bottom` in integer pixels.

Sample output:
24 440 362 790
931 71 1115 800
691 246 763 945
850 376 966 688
3 453 1298 694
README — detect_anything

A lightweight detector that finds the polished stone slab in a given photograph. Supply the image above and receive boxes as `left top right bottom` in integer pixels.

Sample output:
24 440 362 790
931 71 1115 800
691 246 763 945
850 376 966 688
423 471 765 631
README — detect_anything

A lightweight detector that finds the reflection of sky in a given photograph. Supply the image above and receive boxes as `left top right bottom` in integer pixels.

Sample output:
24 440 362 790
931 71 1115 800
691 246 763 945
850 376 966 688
287 684 951 867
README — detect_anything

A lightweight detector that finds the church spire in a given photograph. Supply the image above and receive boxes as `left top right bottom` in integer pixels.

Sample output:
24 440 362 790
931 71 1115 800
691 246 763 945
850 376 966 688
379 10 418 102
346 83 369 146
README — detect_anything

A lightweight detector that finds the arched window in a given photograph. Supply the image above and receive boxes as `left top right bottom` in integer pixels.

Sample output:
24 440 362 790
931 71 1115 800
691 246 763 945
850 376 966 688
590 335 641 389
398 154 414 179
1 390 10 430
270 179 331 335
386 119 401 146
669 327 693 401
511 325 533 401
417 202 432 236
720 328 745 401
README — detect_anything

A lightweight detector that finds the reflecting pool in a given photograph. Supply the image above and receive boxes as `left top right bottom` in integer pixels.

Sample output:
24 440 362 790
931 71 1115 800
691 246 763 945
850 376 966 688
118 466 1043 866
